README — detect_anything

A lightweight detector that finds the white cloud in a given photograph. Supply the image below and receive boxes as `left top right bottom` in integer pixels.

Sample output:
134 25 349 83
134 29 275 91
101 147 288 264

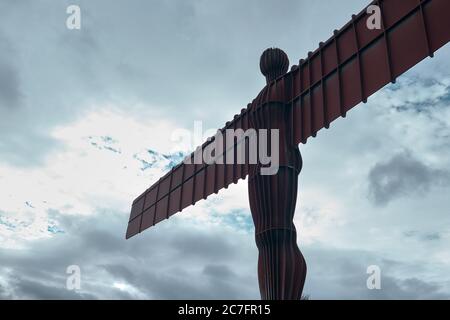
0 107 185 246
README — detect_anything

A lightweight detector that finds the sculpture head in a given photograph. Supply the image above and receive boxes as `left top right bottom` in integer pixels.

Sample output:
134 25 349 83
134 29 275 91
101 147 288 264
260 48 289 84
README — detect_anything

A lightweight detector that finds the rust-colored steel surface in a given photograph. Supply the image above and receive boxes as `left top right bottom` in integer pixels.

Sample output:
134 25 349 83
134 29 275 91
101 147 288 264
127 0 450 240
249 48 307 299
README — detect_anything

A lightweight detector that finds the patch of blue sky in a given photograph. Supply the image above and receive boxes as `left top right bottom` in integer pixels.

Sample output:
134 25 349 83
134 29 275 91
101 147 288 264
164 151 187 170
0 216 16 230
88 136 122 154
134 152 159 171
47 224 65 235
210 209 254 233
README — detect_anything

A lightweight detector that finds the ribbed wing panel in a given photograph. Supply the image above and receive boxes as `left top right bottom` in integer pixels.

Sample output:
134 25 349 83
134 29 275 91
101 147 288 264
287 0 450 144
126 107 255 238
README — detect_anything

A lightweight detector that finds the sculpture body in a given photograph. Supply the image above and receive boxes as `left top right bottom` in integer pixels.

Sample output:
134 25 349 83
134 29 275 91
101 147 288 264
248 48 307 300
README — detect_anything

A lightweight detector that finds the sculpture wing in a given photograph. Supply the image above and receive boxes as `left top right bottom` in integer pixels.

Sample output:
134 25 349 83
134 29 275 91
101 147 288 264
126 0 450 239
126 106 255 238
284 0 450 146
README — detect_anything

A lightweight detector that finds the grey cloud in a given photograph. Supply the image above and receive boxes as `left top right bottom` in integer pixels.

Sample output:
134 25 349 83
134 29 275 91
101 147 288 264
404 230 442 242
0 0 367 167
0 62 21 109
0 34 21 110
302 246 449 300
404 230 420 238
169 232 235 261
7 278 96 300
0 210 259 299
368 151 450 206
366 275 447 300
203 265 235 280
0 129 62 167
2 207 448 299
0 284 13 299
422 233 441 241
400 278 444 298
386 78 450 113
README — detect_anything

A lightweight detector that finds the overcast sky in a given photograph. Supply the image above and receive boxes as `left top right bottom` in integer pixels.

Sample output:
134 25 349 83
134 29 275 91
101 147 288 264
1 0 450 299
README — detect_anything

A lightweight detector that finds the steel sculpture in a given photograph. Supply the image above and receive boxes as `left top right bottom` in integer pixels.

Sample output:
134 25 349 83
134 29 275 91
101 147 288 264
126 0 450 300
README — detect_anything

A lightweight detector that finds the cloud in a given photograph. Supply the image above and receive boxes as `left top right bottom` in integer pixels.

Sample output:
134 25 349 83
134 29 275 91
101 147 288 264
383 77 450 112
203 265 235 280
0 62 21 109
404 230 443 242
0 210 259 299
0 0 370 167
2 207 448 300
302 245 450 300
6 278 96 300
0 33 21 109
0 110 259 298
368 151 450 206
